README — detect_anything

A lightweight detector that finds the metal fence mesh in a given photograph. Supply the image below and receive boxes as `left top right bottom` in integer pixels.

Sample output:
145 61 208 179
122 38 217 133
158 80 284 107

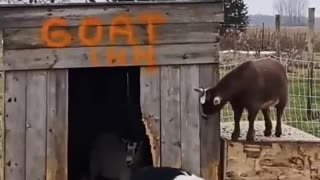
220 57 320 137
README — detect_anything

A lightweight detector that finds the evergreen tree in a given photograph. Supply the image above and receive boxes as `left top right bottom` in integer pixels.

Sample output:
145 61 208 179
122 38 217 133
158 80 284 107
221 0 249 34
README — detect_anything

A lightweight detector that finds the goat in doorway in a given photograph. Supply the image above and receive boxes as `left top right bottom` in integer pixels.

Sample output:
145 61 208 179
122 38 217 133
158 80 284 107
89 132 144 180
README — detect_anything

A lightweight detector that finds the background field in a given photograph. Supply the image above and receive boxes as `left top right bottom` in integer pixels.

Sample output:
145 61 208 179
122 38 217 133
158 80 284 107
221 26 320 54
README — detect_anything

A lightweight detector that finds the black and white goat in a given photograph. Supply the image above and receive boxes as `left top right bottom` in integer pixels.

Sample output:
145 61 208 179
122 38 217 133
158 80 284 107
89 132 144 180
194 57 288 141
129 166 205 180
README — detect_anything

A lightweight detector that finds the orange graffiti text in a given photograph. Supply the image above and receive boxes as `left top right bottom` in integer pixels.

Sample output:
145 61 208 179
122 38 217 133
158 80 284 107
40 13 167 72
41 17 72 48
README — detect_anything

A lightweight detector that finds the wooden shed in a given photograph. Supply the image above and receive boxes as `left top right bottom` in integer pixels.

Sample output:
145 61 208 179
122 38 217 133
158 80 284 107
0 1 224 180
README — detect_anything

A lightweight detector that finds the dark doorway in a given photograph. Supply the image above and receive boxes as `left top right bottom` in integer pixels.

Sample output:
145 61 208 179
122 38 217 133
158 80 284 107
68 66 153 180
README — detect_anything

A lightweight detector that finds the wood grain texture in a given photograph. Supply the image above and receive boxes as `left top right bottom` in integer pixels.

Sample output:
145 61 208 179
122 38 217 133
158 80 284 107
3 23 221 50
160 65 181 168
0 30 4 180
180 65 200 176
140 67 161 167
0 2 223 28
199 64 220 180
25 71 47 180
3 43 219 70
4 71 27 180
46 70 68 180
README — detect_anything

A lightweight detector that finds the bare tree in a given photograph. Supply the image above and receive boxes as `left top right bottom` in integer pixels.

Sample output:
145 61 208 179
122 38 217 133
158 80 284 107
273 0 309 26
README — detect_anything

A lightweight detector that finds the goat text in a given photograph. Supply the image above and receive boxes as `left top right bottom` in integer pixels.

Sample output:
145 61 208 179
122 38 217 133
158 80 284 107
40 12 167 72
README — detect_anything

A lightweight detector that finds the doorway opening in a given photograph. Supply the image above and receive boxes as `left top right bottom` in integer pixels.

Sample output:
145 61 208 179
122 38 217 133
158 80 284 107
68 66 153 180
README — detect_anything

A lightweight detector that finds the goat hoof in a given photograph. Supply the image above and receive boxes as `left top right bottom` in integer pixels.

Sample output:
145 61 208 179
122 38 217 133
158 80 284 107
246 131 255 141
275 130 282 137
264 130 272 137
246 135 255 142
231 132 240 141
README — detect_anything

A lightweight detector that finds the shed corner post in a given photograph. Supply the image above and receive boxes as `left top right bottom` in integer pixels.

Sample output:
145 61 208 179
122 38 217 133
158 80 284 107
199 63 220 180
0 28 4 180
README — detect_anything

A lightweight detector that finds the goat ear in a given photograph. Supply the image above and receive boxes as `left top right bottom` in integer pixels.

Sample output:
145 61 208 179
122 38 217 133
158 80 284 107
121 138 128 143
213 96 221 105
194 87 204 93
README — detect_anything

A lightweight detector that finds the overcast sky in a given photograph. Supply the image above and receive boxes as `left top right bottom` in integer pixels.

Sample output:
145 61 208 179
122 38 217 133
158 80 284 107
243 0 320 17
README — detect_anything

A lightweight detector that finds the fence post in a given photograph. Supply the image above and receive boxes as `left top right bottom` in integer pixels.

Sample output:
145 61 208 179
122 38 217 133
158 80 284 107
307 7 315 120
261 22 265 50
275 14 280 57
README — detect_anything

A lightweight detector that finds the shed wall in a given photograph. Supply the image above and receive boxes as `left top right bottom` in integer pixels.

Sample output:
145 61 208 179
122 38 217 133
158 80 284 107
4 70 68 180
1 1 223 180
0 1 223 71
140 63 220 179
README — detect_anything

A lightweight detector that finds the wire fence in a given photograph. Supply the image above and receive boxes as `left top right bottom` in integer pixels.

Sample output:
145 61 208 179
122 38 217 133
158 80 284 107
219 56 320 137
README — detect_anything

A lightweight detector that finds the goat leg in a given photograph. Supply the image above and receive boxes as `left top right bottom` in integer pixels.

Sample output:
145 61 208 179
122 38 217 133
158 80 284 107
275 106 284 137
231 105 244 141
262 108 272 137
246 108 259 141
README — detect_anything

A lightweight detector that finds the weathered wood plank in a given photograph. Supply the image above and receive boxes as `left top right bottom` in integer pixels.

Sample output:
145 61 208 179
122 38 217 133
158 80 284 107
4 71 27 180
46 70 68 180
160 65 181 168
0 29 4 180
140 67 161 167
180 65 200 176
25 71 47 180
3 43 219 71
199 64 220 180
0 2 223 28
221 139 228 180
4 23 220 50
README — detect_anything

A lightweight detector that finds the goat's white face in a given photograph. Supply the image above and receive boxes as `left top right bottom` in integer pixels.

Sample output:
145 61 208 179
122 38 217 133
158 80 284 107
121 138 142 167
194 87 207 104
194 87 222 119
194 87 221 106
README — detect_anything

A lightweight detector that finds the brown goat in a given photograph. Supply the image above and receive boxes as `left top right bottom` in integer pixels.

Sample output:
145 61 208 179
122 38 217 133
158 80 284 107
194 57 288 141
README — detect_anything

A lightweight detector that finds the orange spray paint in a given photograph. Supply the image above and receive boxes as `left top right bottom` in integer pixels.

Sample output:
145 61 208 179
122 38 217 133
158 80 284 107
105 47 127 65
138 12 166 44
40 12 167 74
41 17 72 48
133 46 156 73
78 17 104 66
109 13 137 45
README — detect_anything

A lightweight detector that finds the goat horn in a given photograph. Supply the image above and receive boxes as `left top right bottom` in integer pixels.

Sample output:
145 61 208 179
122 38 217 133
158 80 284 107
194 87 204 93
